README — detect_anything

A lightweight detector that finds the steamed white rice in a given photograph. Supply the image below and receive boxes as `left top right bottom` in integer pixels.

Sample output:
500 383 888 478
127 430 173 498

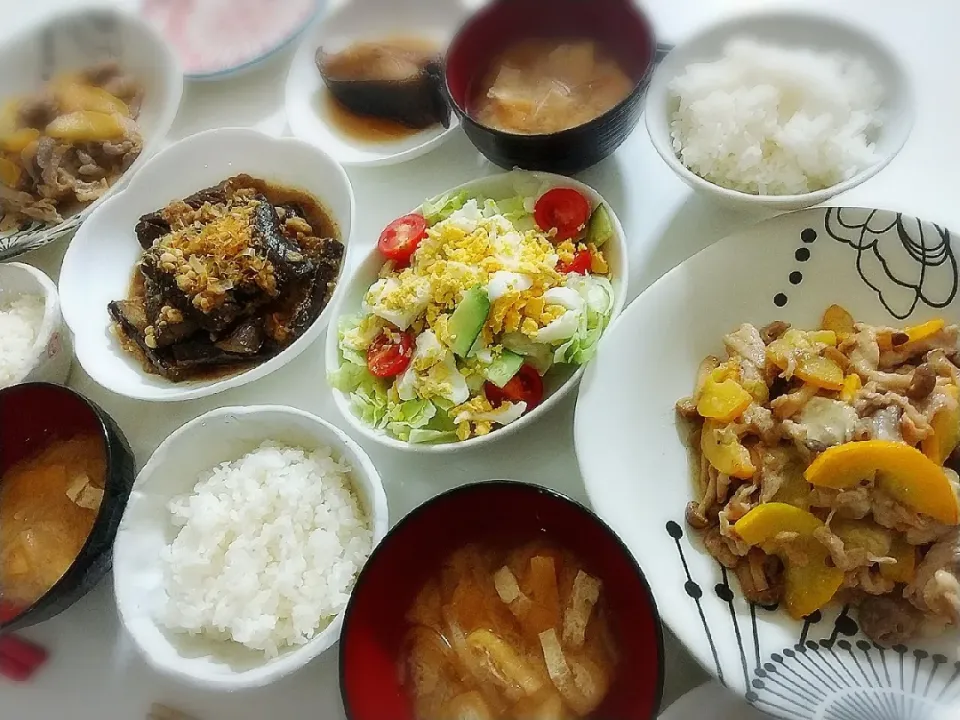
161 442 373 657
668 38 884 195
0 294 45 389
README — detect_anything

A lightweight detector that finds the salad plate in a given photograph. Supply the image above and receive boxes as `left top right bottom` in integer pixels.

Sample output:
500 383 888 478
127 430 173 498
575 207 960 720
326 169 628 452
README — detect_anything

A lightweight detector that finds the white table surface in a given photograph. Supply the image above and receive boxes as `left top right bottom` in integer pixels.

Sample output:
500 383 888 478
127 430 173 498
3 0 957 718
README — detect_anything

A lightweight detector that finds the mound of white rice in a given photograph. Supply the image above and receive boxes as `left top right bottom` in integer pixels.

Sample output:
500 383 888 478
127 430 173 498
0 294 44 388
668 38 884 195
161 442 373 657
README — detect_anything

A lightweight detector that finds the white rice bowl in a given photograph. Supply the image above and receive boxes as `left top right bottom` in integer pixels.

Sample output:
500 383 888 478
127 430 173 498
669 38 884 196
113 406 388 690
161 442 372 658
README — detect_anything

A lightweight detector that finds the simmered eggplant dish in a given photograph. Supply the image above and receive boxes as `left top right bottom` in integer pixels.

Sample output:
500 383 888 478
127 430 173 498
109 174 344 381
677 305 960 645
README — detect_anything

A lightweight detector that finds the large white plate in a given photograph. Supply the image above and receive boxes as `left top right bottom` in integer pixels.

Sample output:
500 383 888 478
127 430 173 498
575 207 960 720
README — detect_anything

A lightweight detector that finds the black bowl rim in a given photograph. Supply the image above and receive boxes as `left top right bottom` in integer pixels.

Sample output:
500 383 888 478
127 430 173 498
442 1 658 141
338 478 666 720
0 381 130 631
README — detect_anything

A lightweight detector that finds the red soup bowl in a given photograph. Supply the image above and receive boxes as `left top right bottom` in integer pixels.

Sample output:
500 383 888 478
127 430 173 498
340 480 664 720
0 383 135 632
445 0 656 175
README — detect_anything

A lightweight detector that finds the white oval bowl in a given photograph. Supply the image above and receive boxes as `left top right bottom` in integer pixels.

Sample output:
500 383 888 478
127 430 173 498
0 5 183 259
113 405 389 691
0 262 72 387
645 10 914 212
285 0 470 167
59 127 355 402
325 169 629 453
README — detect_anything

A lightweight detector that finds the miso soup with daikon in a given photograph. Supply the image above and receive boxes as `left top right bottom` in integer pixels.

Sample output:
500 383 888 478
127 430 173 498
401 540 618 719
469 39 634 135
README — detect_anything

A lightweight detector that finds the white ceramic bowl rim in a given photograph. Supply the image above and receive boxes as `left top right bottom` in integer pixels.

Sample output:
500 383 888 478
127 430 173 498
113 404 389 691
1 263 62 384
324 169 629 453
645 8 915 205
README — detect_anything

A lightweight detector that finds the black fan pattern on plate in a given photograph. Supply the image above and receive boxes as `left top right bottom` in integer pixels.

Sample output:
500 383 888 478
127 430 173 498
0 12 121 260
666 521 960 720
823 208 958 320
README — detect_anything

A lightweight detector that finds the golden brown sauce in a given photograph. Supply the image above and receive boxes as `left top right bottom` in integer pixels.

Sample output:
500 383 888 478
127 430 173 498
470 39 634 135
0 435 106 609
322 91 422 143
402 541 618 720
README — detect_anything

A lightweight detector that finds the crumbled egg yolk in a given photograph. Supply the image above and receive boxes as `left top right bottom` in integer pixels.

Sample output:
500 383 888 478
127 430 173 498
369 213 571 349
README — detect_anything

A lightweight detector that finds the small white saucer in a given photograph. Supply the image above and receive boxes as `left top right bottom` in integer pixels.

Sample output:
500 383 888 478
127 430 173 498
284 0 471 167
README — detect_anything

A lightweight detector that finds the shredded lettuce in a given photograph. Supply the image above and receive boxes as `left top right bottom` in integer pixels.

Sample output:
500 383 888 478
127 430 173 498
328 360 389 427
409 428 458 444
385 399 437 441
501 332 554 375
422 190 468 225
552 275 615 365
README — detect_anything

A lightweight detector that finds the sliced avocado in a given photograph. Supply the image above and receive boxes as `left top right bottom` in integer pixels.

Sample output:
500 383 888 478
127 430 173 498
484 350 524 388
449 285 490 357
586 204 614 247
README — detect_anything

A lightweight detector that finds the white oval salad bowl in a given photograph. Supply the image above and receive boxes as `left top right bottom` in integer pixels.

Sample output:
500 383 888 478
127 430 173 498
59 127 355 402
0 5 183 259
325 170 629 453
575 207 960 719
285 0 470 167
113 405 389 690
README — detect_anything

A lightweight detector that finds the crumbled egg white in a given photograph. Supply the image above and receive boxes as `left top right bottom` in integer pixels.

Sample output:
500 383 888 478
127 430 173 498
396 329 470 405
340 314 386 354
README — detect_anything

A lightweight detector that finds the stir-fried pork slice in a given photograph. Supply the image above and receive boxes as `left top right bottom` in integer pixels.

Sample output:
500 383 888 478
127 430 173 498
879 326 960 369
858 595 922 646
724 324 766 370
734 549 784 605
771 384 818 420
813 526 893 572
0 184 62 223
808 486 872 520
854 388 931 440
904 533 960 623
853 406 903 442
871 488 957 545
740 403 779 445
846 325 918 390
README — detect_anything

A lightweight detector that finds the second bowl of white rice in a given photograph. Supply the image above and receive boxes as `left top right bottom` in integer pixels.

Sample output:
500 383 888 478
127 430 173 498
645 10 913 211
112 405 388 690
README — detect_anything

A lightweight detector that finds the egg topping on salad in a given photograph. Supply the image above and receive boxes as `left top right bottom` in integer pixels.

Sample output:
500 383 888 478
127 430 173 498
331 182 617 444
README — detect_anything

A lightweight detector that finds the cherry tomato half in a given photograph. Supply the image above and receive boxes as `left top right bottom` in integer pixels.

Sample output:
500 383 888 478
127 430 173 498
378 213 428 265
484 364 544 411
367 329 414 378
534 188 591 242
559 249 592 275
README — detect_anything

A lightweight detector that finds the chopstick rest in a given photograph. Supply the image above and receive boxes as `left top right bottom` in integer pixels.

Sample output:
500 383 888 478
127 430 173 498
0 634 49 681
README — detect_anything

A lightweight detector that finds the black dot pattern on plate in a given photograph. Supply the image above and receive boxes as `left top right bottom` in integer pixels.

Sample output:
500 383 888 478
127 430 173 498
771 225 821 308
